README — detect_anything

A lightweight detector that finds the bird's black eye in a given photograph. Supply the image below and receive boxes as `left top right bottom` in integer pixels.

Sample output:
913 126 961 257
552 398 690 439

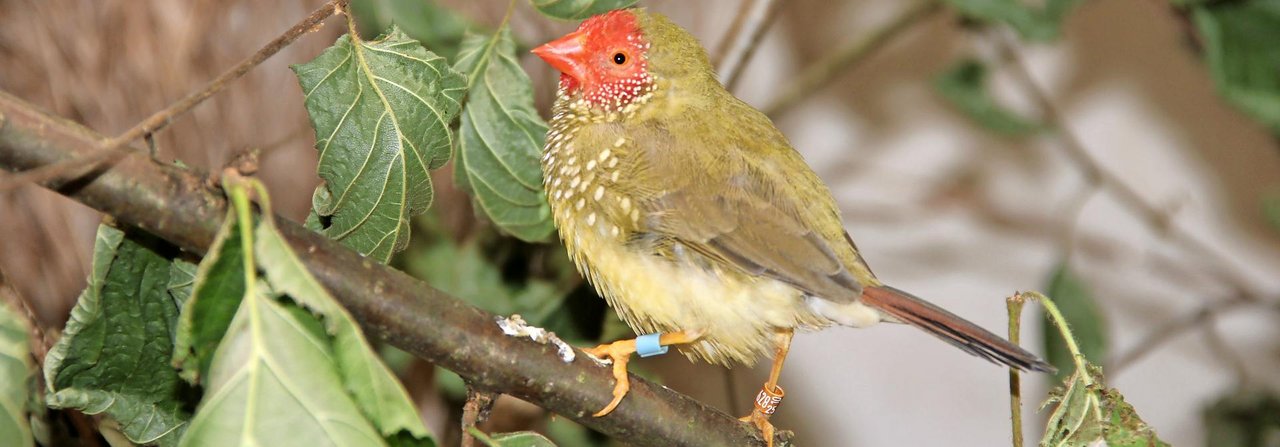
613 52 627 65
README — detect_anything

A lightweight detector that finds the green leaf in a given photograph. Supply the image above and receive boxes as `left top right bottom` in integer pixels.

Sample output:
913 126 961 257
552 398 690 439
180 286 386 447
173 213 247 383
1203 389 1280 447
167 259 197 311
293 26 468 262
180 199 387 447
254 217 434 444
43 225 190 446
348 0 475 60
943 0 1082 41
0 300 33 447
530 0 637 20
1042 262 1107 382
453 26 555 242
1193 1 1280 133
1039 366 1171 447
1264 190 1280 234
470 428 558 447
935 59 1043 136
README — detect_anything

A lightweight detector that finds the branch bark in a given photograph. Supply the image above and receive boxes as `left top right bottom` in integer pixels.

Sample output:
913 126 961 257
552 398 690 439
0 91 775 447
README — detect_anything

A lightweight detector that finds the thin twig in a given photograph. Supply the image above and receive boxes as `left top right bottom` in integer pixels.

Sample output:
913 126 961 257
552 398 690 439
717 0 785 92
712 0 756 68
0 0 347 192
993 33 1266 301
763 0 941 117
461 388 497 447
1006 295 1026 447
1109 296 1253 373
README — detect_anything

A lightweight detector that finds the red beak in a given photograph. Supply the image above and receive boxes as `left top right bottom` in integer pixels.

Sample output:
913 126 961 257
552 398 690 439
532 30 590 84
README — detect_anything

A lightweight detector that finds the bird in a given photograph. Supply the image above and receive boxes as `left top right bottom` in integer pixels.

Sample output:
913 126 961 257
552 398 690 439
531 8 1054 444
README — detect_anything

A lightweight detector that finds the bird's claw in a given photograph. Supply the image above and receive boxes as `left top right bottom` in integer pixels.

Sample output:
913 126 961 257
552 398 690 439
740 411 777 447
582 340 636 417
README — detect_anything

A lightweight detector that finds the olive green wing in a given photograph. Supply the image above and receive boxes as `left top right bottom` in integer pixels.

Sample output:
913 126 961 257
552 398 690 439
620 127 867 303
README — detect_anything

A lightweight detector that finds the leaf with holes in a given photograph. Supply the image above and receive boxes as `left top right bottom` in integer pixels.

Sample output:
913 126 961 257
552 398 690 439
531 0 638 20
293 26 467 262
43 225 190 447
0 299 32 447
453 26 555 242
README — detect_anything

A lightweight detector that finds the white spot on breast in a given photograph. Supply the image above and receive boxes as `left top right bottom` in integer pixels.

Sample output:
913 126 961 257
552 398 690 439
586 212 597 225
594 185 605 200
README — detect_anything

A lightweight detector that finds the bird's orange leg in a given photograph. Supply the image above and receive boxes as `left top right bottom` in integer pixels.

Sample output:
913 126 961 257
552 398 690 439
740 329 794 447
582 330 704 417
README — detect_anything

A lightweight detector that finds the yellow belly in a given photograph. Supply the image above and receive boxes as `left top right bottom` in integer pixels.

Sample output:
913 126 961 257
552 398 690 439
561 217 832 366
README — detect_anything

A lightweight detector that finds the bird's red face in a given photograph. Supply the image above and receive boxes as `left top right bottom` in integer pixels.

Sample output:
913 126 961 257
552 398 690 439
532 10 653 108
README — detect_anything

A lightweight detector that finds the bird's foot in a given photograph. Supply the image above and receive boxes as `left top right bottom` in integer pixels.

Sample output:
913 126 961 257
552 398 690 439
740 410 777 447
581 339 636 417
740 383 785 447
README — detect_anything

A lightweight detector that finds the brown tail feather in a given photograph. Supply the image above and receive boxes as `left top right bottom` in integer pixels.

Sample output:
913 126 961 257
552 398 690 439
861 285 1055 373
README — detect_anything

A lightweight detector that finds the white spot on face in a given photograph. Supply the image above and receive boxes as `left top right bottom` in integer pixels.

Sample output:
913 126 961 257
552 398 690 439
607 157 619 168
586 160 597 171
599 149 612 161
594 185 605 200
576 198 586 210
611 225 620 237
620 197 631 212
586 212 597 225
610 171 620 182
613 137 626 147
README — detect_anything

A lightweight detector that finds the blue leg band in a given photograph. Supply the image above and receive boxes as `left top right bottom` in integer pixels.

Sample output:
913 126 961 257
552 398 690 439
636 333 669 357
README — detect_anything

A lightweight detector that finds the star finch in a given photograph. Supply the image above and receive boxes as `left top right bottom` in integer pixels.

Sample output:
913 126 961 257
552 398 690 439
532 8 1053 443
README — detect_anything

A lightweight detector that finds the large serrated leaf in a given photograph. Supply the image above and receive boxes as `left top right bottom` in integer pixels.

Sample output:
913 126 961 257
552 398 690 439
254 219 434 445
1193 1 1280 133
935 58 1042 136
1042 263 1107 382
180 203 387 447
531 0 637 20
453 27 555 242
293 26 468 262
180 286 386 447
0 300 33 447
43 225 190 447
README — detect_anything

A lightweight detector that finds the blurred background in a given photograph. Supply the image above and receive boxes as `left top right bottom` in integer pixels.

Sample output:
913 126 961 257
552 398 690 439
2 0 1279 445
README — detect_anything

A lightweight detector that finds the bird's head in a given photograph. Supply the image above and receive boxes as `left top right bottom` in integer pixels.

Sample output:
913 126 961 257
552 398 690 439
533 9 714 113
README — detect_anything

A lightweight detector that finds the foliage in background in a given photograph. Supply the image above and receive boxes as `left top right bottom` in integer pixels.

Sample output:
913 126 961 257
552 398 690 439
934 58 1042 136
0 299 32 447
1041 264 1106 382
1190 0 1280 134
1202 389 1280 447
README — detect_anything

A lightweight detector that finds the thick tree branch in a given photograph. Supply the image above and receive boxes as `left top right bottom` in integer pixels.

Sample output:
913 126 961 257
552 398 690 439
0 91 777 447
